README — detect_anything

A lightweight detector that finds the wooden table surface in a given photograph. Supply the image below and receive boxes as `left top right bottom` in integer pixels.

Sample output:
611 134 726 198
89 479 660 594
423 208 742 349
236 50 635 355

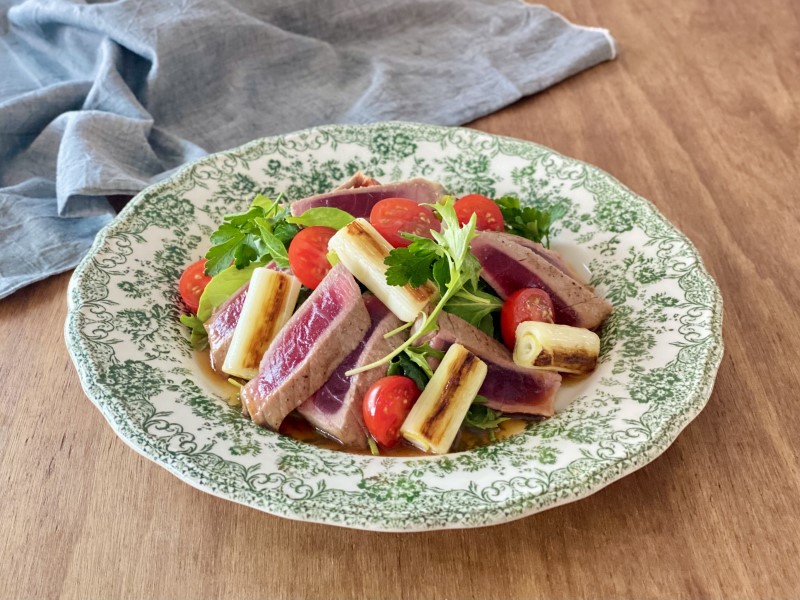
2 0 799 598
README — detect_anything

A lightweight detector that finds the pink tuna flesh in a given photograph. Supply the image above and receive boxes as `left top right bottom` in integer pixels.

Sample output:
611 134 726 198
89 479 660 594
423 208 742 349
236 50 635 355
297 294 405 448
240 264 370 430
290 177 444 220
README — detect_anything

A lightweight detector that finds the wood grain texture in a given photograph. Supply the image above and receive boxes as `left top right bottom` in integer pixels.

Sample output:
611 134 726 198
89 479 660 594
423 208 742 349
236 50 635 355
2 0 799 597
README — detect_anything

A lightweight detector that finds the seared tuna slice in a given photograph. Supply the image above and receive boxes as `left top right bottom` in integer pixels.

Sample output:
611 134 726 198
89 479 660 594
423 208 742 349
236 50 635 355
204 282 249 374
471 231 612 329
334 171 381 190
240 264 370 430
297 295 405 448
421 312 561 417
489 231 577 278
290 178 444 220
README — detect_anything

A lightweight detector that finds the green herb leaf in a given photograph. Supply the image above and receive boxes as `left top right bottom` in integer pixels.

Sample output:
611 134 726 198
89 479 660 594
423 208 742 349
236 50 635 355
463 397 509 435
224 206 263 228
250 193 276 211
233 240 259 269
443 286 503 336
387 352 430 390
205 233 245 276
495 196 564 248
179 314 208 349
286 207 356 230
408 343 446 360
254 217 290 268
272 220 300 246
204 193 298 275
384 247 437 287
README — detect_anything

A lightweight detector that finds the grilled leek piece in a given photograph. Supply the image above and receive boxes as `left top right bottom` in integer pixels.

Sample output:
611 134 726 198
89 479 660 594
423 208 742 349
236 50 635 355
328 218 438 322
513 321 600 375
400 343 487 454
222 267 301 380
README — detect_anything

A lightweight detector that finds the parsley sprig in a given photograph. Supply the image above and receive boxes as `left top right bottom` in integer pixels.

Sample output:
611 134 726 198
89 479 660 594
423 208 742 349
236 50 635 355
345 196 480 376
204 194 299 276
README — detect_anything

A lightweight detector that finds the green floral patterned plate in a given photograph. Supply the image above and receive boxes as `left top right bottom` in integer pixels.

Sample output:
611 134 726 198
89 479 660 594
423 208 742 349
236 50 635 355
65 122 723 531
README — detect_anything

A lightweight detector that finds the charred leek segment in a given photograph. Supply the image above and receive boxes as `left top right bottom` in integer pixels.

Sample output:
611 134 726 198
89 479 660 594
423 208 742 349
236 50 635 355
328 218 438 322
222 267 301 380
513 321 600 375
400 343 487 454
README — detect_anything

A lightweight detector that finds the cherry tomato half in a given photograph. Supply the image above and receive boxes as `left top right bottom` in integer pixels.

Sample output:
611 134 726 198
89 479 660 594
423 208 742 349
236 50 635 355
500 288 555 349
288 226 337 289
454 194 504 232
362 375 421 448
369 198 441 248
178 258 212 314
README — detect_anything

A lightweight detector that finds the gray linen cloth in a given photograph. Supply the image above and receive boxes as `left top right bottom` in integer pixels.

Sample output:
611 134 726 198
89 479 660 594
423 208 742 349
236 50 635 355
0 0 615 298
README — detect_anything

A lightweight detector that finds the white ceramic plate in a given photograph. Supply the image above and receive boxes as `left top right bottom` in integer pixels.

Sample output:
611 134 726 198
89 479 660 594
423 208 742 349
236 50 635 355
66 122 723 531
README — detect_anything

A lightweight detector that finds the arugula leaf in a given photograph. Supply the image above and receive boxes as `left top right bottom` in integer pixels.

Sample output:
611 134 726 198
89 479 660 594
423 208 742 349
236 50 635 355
463 396 509 440
402 343 446 379
205 233 245 276
495 196 566 248
443 286 503 336
286 207 355 230
254 217 290 268
272 220 300 246
387 353 429 390
409 343 446 360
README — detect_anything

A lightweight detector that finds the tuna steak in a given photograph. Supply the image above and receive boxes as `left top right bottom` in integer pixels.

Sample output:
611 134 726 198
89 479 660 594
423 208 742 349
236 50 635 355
421 312 561 417
290 177 444 220
333 171 381 190
240 264 370 430
471 231 612 329
297 295 405 448
489 231 577 278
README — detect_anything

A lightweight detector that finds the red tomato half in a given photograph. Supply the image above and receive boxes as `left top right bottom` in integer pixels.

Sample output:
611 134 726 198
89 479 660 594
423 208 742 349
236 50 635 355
288 226 336 289
362 376 421 448
455 194 504 232
500 288 555 349
369 198 440 248
178 258 212 314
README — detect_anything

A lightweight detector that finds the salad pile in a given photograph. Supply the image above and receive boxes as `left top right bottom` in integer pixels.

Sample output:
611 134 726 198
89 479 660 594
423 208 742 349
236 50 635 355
178 174 608 455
